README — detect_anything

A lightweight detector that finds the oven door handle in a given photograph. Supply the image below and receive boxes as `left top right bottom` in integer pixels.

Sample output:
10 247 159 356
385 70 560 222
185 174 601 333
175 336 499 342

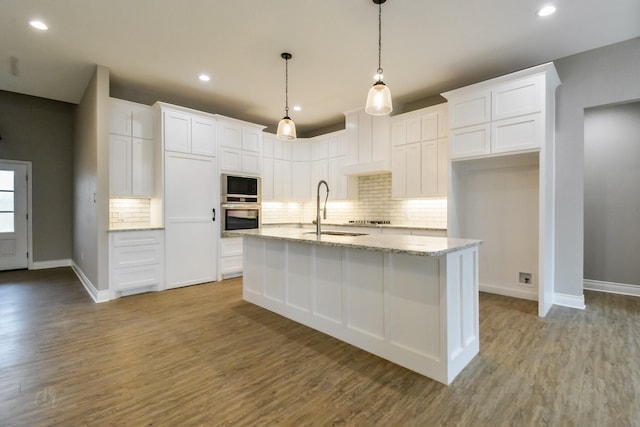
212 208 216 222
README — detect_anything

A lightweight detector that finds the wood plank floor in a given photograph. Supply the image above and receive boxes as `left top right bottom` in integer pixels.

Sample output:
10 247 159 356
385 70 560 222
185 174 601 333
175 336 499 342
1 268 639 426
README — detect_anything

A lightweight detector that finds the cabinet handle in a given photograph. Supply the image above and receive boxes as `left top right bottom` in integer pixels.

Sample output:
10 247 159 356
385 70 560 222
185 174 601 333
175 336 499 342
212 208 216 222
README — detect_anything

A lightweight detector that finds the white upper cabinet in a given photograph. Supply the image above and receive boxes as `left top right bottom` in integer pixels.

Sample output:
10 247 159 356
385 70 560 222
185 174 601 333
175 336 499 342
161 105 216 157
218 118 265 175
109 98 155 197
443 66 556 161
390 103 448 198
110 98 154 140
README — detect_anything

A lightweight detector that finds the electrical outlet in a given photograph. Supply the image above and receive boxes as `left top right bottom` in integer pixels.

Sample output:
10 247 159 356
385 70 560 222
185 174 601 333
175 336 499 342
519 272 533 286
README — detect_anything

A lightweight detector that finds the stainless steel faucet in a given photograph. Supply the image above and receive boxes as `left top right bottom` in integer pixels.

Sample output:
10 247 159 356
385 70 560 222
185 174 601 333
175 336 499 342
316 180 330 236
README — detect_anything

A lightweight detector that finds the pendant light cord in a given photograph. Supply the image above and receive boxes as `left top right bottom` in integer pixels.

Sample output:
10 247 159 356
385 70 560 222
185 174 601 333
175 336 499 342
377 1 383 77
284 57 290 117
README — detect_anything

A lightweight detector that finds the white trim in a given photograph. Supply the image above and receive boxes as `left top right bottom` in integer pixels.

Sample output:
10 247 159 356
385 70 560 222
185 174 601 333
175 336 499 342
553 292 586 310
71 261 113 303
584 279 640 298
31 259 72 270
479 282 538 301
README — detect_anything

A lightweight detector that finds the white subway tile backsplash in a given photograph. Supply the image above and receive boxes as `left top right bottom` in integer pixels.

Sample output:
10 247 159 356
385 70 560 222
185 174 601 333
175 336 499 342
109 198 151 229
262 173 447 228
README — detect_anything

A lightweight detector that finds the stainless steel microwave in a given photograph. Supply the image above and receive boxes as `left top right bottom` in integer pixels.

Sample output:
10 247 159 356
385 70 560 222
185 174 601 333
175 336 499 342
221 174 261 203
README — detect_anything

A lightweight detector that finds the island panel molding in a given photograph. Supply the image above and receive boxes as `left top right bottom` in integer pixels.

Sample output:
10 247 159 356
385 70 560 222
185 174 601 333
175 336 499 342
241 229 481 385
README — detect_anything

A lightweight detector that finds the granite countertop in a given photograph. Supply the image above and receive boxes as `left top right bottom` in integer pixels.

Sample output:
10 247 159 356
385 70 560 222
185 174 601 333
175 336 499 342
107 227 164 233
236 227 480 257
262 222 447 232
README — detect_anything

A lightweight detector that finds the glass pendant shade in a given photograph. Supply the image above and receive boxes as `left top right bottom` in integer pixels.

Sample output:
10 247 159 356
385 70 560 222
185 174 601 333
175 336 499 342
365 81 393 115
277 116 297 140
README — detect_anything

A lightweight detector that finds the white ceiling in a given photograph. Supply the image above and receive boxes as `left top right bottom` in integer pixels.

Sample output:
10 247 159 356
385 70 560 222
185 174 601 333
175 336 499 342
2 0 639 136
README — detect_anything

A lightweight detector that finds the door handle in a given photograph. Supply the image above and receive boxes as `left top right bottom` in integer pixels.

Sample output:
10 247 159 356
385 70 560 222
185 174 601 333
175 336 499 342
212 208 216 222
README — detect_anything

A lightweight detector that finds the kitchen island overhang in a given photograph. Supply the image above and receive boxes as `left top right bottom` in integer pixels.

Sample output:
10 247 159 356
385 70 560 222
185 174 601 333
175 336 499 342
238 228 482 385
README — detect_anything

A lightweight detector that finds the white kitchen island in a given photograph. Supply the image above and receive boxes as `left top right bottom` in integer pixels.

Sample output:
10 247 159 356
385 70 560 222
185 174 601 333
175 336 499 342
239 228 482 385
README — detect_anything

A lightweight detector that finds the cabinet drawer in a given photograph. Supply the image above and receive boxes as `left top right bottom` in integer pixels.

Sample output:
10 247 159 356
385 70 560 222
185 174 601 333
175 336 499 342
112 245 162 269
221 237 243 256
491 113 542 154
112 264 163 290
221 255 243 275
449 124 490 159
492 75 543 121
112 230 163 247
450 91 490 128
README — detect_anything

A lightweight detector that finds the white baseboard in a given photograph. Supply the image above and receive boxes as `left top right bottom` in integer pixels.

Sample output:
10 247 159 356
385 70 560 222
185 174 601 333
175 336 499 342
479 282 538 301
553 292 586 310
71 262 113 303
584 279 640 298
31 259 72 270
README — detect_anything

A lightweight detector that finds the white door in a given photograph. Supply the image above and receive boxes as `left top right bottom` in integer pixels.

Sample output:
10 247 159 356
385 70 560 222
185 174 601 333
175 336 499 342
164 152 217 289
0 162 28 270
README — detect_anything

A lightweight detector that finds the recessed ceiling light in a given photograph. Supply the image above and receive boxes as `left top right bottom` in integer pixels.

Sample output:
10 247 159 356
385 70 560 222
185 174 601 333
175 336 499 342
293 105 302 112
29 20 48 30
537 5 556 17
198 74 210 82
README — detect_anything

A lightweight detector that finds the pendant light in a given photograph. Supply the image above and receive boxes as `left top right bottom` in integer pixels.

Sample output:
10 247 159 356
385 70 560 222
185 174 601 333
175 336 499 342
276 52 297 140
365 0 393 116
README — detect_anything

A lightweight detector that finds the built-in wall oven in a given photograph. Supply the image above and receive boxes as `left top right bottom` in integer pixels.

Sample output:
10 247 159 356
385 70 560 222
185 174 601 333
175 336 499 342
221 174 261 237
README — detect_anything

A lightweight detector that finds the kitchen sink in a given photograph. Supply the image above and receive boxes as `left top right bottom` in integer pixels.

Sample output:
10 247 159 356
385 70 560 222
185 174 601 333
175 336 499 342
304 231 368 237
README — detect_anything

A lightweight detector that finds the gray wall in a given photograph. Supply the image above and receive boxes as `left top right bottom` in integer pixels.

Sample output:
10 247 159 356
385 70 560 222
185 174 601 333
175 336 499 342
584 102 640 285
73 65 110 290
0 90 74 262
553 37 640 297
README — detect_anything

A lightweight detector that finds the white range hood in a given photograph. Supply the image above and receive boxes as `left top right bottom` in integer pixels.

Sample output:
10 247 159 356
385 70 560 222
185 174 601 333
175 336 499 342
340 108 391 176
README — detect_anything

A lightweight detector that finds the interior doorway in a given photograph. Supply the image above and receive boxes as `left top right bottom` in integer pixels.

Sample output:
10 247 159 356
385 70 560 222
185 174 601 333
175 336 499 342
0 160 30 271
583 101 640 295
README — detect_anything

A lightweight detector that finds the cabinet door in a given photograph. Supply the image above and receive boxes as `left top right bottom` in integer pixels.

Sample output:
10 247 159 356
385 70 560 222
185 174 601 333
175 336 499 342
220 122 242 149
437 138 449 197
164 152 217 289
131 105 154 139
132 138 154 197
391 145 406 198
242 128 261 152
492 75 543 121
420 141 438 197
391 121 406 147
491 113 542 154
242 151 261 175
406 143 422 197
291 161 311 200
273 159 291 200
164 110 191 153
191 116 217 157
109 135 132 196
263 135 275 157
449 123 490 159
262 156 274 201
110 102 131 136
421 113 439 142
311 159 328 194
219 147 242 172
292 142 311 162
406 117 421 144
449 91 491 128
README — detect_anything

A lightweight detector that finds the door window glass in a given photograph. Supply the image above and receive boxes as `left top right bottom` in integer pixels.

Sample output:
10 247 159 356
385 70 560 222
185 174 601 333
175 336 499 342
0 170 15 232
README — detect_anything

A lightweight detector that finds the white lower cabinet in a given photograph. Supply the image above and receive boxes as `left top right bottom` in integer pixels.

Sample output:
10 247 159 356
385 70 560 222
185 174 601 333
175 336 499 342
220 237 243 278
109 230 164 294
